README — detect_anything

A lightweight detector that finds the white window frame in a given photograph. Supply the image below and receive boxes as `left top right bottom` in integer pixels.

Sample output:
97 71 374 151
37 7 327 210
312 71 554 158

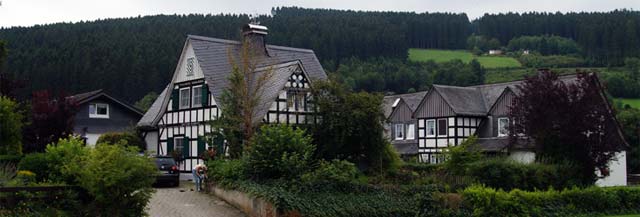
426 120 436 137
437 118 448 136
395 124 404 140
186 57 195 76
179 87 191 109
406 124 415 140
192 86 202 108
287 92 295 111
89 103 109 119
498 117 509 137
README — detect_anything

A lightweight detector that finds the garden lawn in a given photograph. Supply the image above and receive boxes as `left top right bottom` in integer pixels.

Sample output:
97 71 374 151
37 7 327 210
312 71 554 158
408 48 522 69
616 98 640 109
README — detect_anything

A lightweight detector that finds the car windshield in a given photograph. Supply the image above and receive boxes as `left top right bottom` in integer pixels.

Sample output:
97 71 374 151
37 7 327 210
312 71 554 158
155 158 175 167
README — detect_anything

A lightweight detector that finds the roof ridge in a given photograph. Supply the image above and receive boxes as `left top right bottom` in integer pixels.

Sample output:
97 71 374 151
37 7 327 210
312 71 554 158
433 84 477 90
187 34 314 54
384 90 428 98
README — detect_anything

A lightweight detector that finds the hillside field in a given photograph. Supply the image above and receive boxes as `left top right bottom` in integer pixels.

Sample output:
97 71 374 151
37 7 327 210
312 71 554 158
616 98 640 109
408 48 522 69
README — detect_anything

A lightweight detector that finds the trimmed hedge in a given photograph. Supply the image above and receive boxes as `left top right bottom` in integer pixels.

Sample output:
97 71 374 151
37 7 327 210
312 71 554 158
467 158 583 191
419 185 640 217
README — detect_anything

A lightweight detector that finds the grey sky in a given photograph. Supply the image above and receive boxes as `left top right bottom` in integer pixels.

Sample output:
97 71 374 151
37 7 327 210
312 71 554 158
0 0 638 28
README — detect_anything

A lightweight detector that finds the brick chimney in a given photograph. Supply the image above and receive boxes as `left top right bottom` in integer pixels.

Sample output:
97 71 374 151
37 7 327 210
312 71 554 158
242 23 269 56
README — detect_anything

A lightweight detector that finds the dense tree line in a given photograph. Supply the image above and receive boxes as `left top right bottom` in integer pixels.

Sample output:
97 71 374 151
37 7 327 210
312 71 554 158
506 35 581 55
334 57 485 94
0 7 469 102
474 10 640 65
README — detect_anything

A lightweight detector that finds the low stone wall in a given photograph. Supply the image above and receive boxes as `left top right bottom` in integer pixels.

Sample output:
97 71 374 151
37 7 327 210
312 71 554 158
206 183 281 217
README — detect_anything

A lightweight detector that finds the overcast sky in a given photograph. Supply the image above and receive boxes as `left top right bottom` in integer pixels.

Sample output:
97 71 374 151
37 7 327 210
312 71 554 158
0 0 638 28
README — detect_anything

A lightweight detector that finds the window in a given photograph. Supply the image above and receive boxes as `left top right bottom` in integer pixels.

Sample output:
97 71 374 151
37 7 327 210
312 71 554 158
192 86 202 107
296 92 306 111
287 92 295 111
89 103 109 118
406 124 415 139
174 137 184 153
186 57 194 76
392 98 400 108
426 120 436 137
498 117 509 137
395 124 404 140
180 88 190 109
437 118 447 136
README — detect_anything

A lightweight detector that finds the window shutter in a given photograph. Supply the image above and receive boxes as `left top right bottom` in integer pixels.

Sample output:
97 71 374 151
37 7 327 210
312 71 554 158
197 137 206 157
201 85 208 106
182 137 190 158
171 89 179 110
167 138 174 154
213 132 225 155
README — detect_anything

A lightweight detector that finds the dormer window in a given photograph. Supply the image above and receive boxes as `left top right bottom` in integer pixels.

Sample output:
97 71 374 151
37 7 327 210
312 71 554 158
186 57 195 76
89 103 109 118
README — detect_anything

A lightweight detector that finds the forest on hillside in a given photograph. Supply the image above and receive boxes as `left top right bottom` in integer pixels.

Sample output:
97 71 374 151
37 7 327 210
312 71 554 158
1 7 640 102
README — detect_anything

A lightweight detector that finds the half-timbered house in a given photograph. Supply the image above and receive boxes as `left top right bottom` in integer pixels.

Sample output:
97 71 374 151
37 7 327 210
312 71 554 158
382 73 628 186
383 91 427 157
137 24 327 171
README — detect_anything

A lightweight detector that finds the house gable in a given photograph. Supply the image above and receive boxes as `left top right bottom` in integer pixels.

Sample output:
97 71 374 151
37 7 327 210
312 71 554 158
389 99 413 123
413 89 456 118
173 41 205 83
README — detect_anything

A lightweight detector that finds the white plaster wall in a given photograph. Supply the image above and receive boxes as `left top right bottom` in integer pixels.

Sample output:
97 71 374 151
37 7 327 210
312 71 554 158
145 131 158 155
85 133 101 147
597 151 628 187
175 42 205 83
509 151 536 164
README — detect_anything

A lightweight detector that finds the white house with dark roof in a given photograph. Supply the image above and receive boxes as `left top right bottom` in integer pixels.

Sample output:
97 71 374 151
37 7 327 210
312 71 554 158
383 91 428 157
137 24 327 171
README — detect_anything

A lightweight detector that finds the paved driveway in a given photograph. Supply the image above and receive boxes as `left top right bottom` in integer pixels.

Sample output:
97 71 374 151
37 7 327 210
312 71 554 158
147 182 245 217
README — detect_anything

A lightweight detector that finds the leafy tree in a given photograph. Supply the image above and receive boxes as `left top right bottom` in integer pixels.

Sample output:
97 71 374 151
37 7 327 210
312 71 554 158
133 91 158 112
22 90 78 153
509 71 626 184
615 106 640 173
310 80 400 174
0 96 23 155
210 38 274 158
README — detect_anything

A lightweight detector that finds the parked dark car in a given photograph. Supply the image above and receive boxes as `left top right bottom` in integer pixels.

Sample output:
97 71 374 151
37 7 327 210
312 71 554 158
153 156 180 187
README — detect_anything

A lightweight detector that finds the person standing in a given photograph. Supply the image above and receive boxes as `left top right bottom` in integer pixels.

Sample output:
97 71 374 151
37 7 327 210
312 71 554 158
192 163 208 192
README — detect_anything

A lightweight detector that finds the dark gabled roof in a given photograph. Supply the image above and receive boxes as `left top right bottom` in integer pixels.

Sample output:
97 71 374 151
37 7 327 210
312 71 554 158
432 85 487 116
383 91 428 118
252 60 308 124
137 85 169 129
69 89 143 116
138 34 327 128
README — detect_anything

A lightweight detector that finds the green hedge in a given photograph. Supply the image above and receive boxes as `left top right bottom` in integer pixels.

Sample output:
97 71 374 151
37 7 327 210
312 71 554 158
223 180 420 217
467 158 583 191
419 186 640 217
96 132 145 151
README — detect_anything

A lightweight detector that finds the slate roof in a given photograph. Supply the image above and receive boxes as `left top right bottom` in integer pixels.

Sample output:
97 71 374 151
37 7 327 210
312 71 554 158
137 85 169 129
476 137 535 152
251 61 308 124
432 85 487 116
422 74 581 117
382 91 428 118
138 34 326 128
69 89 143 116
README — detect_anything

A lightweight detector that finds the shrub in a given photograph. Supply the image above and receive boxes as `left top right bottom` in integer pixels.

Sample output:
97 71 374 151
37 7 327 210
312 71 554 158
456 185 640 216
244 125 315 181
44 137 88 184
13 170 36 185
207 159 245 187
0 96 23 155
302 159 359 186
72 142 157 216
443 136 482 175
467 158 583 191
96 131 145 151
0 154 22 166
17 153 51 182
0 162 15 187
